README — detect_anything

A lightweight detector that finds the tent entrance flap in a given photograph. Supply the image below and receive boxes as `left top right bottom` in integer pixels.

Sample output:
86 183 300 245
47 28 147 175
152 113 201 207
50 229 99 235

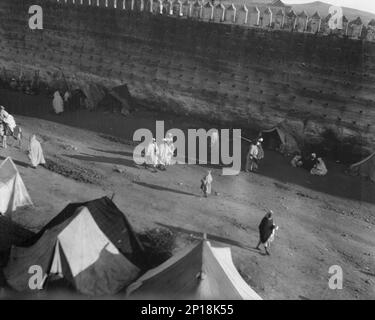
349 152 375 182
259 126 300 155
260 129 283 150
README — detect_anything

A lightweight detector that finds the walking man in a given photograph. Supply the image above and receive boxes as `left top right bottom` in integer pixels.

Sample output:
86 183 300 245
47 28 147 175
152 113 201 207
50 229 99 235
255 210 279 255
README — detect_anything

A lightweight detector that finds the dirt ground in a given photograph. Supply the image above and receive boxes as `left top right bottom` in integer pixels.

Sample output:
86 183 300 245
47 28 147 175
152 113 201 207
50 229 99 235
0 88 375 300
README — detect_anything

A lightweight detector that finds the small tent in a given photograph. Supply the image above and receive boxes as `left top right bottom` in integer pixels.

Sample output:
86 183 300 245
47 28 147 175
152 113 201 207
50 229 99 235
4 197 145 296
349 152 375 182
259 126 300 155
110 84 134 114
98 84 134 116
0 157 33 216
126 240 262 300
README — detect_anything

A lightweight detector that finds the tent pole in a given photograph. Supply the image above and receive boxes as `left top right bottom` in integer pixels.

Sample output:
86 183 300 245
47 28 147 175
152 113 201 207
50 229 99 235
241 136 252 143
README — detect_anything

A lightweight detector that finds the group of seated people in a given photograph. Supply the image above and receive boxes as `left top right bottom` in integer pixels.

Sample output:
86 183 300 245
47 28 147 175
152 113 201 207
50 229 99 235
3 76 39 96
291 152 328 176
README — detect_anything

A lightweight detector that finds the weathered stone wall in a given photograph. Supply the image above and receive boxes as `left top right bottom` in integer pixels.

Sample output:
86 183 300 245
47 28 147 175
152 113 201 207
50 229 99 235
1 0 375 155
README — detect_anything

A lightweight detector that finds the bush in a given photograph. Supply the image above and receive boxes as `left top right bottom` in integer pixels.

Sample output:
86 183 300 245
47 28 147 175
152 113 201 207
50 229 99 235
138 227 176 269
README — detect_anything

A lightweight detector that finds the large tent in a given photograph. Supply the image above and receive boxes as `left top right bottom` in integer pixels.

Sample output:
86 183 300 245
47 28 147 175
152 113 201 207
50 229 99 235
349 152 375 182
126 240 262 300
0 157 33 216
259 125 300 155
4 197 145 296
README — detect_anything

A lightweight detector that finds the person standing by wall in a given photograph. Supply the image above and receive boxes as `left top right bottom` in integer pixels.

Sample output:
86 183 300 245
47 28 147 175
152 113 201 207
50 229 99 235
52 91 64 114
245 141 259 172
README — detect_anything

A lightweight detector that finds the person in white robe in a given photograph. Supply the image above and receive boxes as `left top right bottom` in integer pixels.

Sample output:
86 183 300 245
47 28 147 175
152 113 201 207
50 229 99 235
256 138 264 160
145 138 159 169
0 106 17 149
158 138 168 170
64 91 71 103
200 170 213 197
165 133 175 166
53 91 64 114
245 142 259 172
0 106 16 132
3 113 16 133
0 105 8 122
0 122 5 149
28 135 46 168
291 154 303 168
211 130 219 146
310 158 328 176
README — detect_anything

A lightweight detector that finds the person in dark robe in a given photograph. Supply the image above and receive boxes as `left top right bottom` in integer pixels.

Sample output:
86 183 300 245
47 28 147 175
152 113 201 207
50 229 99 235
255 210 278 255
302 153 318 171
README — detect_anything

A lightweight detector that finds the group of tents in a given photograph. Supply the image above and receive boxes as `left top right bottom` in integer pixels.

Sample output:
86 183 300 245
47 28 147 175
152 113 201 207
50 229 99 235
52 83 134 115
0 158 261 299
1 128 374 298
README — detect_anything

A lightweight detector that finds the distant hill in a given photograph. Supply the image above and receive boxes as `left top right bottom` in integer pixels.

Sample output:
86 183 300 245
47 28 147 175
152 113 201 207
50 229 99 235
287 1 375 24
218 1 375 24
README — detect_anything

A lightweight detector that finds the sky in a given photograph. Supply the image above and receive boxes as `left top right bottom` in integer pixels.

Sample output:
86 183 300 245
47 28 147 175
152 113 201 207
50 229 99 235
283 0 375 14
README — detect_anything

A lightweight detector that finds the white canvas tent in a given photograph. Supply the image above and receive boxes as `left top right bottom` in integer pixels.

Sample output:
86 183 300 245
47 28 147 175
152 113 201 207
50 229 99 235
0 157 33 216
126 240 262 300
349 152 375 182
4 199 143 296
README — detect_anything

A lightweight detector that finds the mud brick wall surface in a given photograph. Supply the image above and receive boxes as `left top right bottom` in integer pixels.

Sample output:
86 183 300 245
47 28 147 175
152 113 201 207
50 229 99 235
0 0 375 153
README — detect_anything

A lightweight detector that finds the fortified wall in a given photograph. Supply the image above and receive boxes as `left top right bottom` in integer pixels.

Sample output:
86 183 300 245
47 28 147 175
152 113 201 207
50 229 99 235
1 0 375 156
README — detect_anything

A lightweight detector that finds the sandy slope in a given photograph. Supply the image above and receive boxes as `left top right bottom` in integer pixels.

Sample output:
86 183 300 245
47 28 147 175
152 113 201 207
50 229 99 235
0 109 373 300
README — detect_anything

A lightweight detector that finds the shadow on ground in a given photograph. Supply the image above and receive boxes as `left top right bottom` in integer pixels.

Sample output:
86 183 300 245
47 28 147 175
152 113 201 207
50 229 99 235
0 156 30 168
156 222 261 254
133 181 199 197
90 148 134 158
64 153 136 169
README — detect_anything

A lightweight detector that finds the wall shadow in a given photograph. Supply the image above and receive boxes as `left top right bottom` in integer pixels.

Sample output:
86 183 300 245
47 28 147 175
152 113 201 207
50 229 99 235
90 148 134 158
133 181 199 197
64 153 136 169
